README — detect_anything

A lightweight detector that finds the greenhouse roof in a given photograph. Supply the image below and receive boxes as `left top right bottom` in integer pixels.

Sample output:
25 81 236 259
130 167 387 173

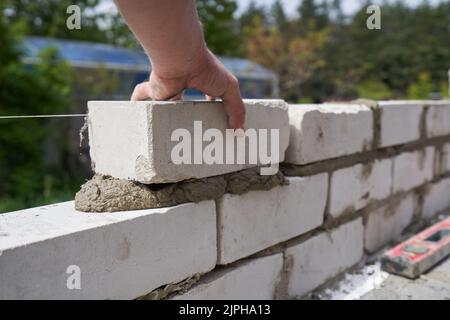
23 37 276 80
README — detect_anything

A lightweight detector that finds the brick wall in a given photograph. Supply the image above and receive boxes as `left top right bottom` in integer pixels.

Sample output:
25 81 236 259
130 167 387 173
1 99 450 300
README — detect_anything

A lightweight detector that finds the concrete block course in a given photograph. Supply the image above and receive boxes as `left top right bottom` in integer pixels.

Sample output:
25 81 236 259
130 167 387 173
422 178 450 219
6 98 450 300
0 201 217 299
364 194 416 253
378 101 424 147
426 101 450 138
285 103 373 165
285 218 364 298
329 159 393 217
217 174 328 265
392 147 434 193
173 254 283 300
88 99 290 184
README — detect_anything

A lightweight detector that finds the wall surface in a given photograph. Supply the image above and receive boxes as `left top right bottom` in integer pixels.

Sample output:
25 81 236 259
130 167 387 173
1 99 450 300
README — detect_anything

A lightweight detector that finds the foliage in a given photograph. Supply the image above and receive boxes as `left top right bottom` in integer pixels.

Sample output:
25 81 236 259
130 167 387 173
197 0 242 56
440 82 450 98
0 4 75 212
357 80 393 100
239 0 450 102
4 0 109 42
4 0 243 53
407 72 433 99
297 0 330 34
244 8 329 101
239 0 268 30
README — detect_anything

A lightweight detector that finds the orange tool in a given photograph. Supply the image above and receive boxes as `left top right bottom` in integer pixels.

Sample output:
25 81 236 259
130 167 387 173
381 216 450 278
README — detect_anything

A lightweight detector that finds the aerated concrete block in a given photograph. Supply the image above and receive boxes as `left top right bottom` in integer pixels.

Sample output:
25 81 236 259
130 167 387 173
173 254 283 300
329 159 393 217
378 101 424 147
426 101 450 138
285 103 373 165
88 100 290 183
392 147 434 193
217 174 328 265
285 218 364 298
365 193 416 253
0 201 216 299
422 177 450 218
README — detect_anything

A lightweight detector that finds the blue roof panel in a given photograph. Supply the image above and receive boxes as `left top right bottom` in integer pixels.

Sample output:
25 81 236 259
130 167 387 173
23 37 276 78
24 36 150 66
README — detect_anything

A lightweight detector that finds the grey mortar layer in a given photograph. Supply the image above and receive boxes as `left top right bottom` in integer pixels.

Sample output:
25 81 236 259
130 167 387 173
75 167 287 212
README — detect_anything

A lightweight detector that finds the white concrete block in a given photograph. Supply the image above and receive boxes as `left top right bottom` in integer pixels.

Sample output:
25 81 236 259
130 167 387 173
286 218 364 298
88 99 290 183
0 201 216 299
392 147 434 193
217 174 328 265
378 101 424 147
173 254 283 300
329 159 393 217
422 178 450 219
426 101 450 137
435 143 450 176
285 103 373 165
365 194 416 253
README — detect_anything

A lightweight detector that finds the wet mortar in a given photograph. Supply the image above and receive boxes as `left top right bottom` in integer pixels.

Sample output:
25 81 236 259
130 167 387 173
75 167 287 212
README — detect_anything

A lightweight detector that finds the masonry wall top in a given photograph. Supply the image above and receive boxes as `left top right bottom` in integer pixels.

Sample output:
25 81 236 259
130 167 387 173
88 100 290 183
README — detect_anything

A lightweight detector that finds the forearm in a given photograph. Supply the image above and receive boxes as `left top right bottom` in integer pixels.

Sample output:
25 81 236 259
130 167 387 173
115 0 207 78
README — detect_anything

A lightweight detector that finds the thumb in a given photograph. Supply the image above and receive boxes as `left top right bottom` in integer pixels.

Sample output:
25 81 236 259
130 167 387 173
131 81 152 100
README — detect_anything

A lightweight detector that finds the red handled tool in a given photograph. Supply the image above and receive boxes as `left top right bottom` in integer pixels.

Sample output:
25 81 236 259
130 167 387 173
381 216 450 278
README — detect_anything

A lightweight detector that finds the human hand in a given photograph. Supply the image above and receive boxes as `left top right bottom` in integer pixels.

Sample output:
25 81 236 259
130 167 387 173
131 49 246 130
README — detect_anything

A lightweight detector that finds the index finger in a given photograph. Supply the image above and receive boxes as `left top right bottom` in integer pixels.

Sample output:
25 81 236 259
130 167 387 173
221 75 246 130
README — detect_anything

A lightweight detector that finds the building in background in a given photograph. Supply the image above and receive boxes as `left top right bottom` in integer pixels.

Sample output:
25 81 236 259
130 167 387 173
23 37 279 102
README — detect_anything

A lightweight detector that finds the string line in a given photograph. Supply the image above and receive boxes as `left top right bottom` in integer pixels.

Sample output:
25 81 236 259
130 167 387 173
0 114 87 119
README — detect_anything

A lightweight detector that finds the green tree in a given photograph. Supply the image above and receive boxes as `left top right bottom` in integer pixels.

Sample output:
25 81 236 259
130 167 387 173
440 81 450 98
197 0 242 56
270 0 289 33
245 16 329 102
103 13 140 48
4 0 110 42
330 0 345 24
239 0 268 30
357 80 393 100
338 1 450 98
0 5 74 212
297 0 330 34
407 72 433 99
3 0 141 48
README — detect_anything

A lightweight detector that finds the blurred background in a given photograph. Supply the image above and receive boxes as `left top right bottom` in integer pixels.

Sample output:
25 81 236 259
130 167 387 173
1 0 450 212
